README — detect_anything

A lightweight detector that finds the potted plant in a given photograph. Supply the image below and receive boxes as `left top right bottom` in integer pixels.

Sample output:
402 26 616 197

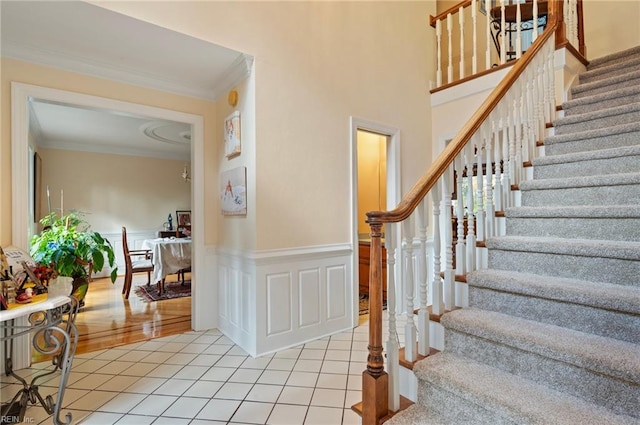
30 211 118 305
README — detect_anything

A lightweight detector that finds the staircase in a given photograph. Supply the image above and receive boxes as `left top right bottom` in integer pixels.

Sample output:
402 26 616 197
387 46 640 424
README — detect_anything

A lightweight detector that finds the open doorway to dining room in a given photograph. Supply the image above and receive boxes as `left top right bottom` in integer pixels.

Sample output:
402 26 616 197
11 82 203 358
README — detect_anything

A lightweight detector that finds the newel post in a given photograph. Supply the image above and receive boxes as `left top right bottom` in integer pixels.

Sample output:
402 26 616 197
362 220 388 425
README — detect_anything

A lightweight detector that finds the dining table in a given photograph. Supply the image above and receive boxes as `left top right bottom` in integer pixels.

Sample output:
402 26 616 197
141 237 191 294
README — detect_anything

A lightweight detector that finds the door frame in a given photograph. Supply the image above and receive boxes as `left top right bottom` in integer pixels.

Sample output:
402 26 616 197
350 117 401 323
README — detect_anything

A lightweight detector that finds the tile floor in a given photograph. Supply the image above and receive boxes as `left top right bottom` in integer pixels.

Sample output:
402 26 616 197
1 319 382 424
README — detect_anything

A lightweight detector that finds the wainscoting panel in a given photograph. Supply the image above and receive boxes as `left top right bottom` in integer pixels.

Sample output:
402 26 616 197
299 268 321 328
266 273 293 336
216 244 353 357
326 265 347 321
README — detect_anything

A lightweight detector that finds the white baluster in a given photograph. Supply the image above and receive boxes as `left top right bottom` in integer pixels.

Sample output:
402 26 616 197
402 218 417 362
465 142 476 273
447 13 453 83
442 169 454 310
459 7 465 79
386 224 399 412
494 115 504 215
485 0 491 70
485 120 495 240
472 0 478 75
500 0 506 65
431 183 444 315
515 1 522 59
416 199 430 356
436 19 443 87
475 128 485 244
455 156 466 276
547 41 556 121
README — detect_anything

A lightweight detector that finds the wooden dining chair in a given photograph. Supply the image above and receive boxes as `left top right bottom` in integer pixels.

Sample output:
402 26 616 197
121 226 154 299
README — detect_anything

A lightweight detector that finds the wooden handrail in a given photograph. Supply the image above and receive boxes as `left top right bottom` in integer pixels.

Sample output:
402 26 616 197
430 0 471 28
366 11 559 227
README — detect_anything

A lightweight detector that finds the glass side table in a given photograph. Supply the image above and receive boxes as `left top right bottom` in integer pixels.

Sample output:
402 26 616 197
1 295 79 425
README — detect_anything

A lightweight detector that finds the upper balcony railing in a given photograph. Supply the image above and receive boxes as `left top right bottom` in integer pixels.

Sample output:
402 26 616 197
430 0 584 90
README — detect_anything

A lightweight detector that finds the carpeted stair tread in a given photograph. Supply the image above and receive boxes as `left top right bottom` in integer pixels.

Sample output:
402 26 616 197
519 172 640 191
562 84 640 116
544 120 640 146
571 68 640 98
580 53 640 83
440 309 640 384
506 205 640 219
587 45 640 70
533 145 640 166
487 236 640 261
467 269 640 316
413 353 638 425
553 102 640 134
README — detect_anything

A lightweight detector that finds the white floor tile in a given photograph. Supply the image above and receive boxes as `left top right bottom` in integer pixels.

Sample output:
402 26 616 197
239 356 272 370
304 339 330 350
267 358 297 371
274 348 302 359
200 366 237 381
215 355 247 368
321 360 350 375
304 406 345 425
122 376 167 394
214 382 253 400
230 400 275 424
299 348 326 360
161 396 209 418
95 360 136 375
228 367 262 383
157 342 189 353
152 416 191 425
293 359 323 373
165 352 198 365
202 344 233 355
118 350 150 363
114 415 158 425
96 392 147 413
67 373 113 390
129 394 176 416
257 370 290 385
344 390 361 409
183 380 224 398
66 389 119 411
315 373 348 390
120 362 158 377
323 350 350 361
171 365 209 380
79 411 123 424
71 359 111 373
153 378 195 396
277 386 314 405
267 404 308 425
189 354 222 366
310 388 346 408
140 351 174 364
145 364 183 379
245 383 283 403
286 371 319 387
342 407 363 425
196 398 241 421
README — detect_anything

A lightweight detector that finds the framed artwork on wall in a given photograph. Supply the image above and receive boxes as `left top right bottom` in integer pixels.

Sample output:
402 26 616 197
220 166 247 216
224 111 241 158
176 210 191 227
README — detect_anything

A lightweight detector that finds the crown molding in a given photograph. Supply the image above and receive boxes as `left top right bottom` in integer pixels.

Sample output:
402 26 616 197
38 139 191 162
2 41 253 102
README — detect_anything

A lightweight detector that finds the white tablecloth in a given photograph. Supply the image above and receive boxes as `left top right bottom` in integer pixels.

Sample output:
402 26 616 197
141 238 191 284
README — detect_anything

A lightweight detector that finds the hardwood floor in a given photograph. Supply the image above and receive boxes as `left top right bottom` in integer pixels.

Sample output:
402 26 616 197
34 273 192 362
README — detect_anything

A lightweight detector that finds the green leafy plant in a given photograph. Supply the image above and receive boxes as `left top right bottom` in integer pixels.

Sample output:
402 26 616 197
30 211 118 282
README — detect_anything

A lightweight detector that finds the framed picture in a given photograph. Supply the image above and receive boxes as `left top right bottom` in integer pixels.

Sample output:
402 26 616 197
220 166 247 215
176 210 191 227
224 111 241 158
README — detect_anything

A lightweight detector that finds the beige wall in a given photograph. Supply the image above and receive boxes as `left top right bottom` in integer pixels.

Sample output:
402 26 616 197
582 0 640 60
37 148 191 233
0 58 216 246
93 1 436 251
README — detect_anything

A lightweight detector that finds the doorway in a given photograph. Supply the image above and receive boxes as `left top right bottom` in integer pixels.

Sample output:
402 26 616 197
11 82 205 366
350 118 401 322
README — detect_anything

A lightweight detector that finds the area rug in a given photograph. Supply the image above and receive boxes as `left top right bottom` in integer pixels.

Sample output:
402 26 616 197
359 294 387 316
134 280 191 302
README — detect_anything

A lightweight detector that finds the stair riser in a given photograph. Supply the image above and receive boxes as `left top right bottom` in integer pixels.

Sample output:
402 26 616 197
534 155 640 179
580 57 640 83
554 109 640 136
506 216 640 241
443 329 640 418
468 286 640 344
488 250 640 286
416 382 518 425
572 74 640 99
564 92 640 115
545 130 640 155
521 184 640 207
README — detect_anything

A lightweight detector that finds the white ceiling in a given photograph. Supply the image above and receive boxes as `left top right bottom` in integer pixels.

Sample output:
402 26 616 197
1 1 252 160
